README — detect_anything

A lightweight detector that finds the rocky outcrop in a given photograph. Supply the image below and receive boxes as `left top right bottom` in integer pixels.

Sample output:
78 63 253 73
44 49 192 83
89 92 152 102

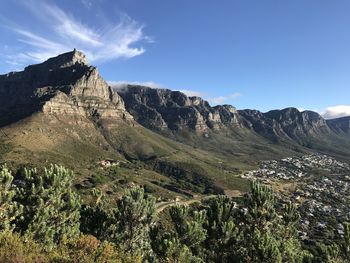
238 108 331 142
238 109 286 141
327 116 350 134
0 49 131 127
265 108 330 138
116 85 241 133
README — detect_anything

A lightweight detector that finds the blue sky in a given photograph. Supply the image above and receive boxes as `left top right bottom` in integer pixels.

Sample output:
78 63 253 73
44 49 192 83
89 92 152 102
1 0 350 118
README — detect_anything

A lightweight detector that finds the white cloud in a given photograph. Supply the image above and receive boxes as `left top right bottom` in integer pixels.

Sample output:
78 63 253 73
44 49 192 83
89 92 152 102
9 29 68 63
206 93 242 104
297 107 319 113
108 81 206 97
43 4 103 47
321 105 350 119
107 80 166 89
108 81 166 91
108 80 242 105
179 89 206 97
81 0 93 9
109 80 203 97
3 2 149 66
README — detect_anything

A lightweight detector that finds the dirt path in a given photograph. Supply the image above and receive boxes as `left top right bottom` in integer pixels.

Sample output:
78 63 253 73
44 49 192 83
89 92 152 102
155 195 215 213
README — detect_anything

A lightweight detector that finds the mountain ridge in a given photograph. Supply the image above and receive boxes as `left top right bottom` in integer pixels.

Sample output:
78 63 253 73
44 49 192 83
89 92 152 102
116 84 342 143
0 49 132 128
0 50 349 200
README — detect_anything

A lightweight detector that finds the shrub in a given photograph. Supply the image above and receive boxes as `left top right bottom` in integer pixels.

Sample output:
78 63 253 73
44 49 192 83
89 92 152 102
15 165 81 247
0 231 47 263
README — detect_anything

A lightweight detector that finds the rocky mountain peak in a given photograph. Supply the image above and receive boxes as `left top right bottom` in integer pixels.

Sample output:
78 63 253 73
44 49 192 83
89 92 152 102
52 48 89 67
239 107 330 142
25 49 89 72
70 48 89 64
0 50 130 127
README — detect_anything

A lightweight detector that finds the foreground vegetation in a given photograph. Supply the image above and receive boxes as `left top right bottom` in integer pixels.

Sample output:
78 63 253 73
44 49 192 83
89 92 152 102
0 164 349 262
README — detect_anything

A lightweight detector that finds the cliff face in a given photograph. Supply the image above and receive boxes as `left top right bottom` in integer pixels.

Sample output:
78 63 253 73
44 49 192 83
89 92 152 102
0 49 131 127
238 109 285 141
265 108 330 137
238 108 330 142
117 85 331 140
239 108 331 142
117 85 340 149
117 85 241 133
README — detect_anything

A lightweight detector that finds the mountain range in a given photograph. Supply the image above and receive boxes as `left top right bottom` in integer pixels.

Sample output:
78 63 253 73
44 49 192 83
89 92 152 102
0 50 349 199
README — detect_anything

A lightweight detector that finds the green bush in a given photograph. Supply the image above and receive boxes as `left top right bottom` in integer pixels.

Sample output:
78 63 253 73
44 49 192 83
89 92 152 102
15 165 81 247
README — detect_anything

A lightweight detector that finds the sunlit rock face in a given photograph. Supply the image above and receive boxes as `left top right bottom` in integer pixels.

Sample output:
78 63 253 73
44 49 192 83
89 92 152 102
116 85 242 133
238 107 331 142
0 50 132 127
117 85 330 141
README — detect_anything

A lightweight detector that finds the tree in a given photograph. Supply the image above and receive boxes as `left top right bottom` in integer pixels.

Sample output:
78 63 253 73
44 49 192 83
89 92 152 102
318 243 344 263
110 186 156 258
238 181 311 263
0 165 22 231
340 222 350 261
168 204 207 261
203 195 239 262
15 165 81 247
279 201 311 262
151 227 202 263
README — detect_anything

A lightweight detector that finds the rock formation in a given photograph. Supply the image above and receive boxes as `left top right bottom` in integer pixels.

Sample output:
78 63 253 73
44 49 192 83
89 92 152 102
0 49 131 127
239 108 330 142
116 85 241 133
117 85 340 148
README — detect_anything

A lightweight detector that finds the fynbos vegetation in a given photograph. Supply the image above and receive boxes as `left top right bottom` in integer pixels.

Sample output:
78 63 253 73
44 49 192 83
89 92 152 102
1 164 350 262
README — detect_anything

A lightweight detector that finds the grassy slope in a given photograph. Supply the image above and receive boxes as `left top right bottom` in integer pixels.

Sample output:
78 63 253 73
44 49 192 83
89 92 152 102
0 113 254 201
306 133 350 163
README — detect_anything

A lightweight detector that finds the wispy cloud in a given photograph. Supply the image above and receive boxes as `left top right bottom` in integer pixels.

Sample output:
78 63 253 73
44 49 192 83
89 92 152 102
206 93 242 104
3 2 150 66
108 80 241 105
10 29 68 63
80 0 93 9
108 80 206 97
108 81 166 91
321 105 350 119
179 89 206 97
297 107 319 113
43 4 103 47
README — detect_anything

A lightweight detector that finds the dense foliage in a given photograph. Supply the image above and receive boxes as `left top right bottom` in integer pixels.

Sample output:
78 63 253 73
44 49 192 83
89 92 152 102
0 164 349 262
0 165 22 231
15 165 81 247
